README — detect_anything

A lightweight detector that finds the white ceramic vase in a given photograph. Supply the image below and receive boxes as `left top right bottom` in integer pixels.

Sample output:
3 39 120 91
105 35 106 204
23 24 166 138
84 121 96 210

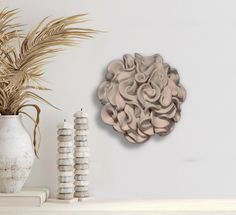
0 115 34 193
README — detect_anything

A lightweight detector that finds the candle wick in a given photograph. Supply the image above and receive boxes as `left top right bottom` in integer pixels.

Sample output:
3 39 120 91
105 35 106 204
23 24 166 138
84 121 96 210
81 108 83 111
64 119 66 122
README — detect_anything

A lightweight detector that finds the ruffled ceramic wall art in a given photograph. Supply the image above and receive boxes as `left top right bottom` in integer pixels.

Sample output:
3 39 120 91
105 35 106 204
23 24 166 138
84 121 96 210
98 53 186 143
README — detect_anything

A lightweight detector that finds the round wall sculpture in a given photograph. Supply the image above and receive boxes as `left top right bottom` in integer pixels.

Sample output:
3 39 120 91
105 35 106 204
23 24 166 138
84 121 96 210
98 53 186 143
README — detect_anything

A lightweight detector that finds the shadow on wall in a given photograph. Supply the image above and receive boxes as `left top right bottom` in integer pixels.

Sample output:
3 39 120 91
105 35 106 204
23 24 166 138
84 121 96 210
92 65 167 150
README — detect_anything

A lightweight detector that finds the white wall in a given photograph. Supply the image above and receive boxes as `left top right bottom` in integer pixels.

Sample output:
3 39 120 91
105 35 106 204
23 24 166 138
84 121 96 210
2 0 236 198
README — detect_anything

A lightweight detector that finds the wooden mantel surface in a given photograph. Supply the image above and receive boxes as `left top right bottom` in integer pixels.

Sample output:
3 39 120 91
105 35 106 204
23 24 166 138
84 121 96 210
2 199 236 215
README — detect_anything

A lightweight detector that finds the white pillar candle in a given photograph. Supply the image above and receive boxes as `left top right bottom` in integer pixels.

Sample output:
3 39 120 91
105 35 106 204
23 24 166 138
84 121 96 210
73 109 89 200
57 120 74 200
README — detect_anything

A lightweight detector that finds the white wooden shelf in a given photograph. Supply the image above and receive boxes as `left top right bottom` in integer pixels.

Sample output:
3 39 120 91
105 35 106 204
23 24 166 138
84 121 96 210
1 199 236 215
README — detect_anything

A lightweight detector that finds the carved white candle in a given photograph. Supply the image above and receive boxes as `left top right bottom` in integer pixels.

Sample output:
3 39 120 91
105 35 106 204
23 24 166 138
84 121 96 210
73 109 89 200
57 120 74 200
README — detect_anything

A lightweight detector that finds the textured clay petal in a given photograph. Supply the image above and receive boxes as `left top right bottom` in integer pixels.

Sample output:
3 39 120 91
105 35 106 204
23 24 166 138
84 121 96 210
160 87 172 107
101 104 117 125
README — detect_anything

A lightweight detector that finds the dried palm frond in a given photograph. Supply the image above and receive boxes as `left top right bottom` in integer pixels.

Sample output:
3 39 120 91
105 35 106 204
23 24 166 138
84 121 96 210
0 8 97 157
0 8 22 82
0 8 22 46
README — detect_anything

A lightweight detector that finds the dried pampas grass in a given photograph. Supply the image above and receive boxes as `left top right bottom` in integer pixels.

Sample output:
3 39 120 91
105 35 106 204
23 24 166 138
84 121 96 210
0 8 96 157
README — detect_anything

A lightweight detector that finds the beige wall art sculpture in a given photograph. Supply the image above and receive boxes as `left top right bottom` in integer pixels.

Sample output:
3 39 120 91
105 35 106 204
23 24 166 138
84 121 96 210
98 53 186 143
